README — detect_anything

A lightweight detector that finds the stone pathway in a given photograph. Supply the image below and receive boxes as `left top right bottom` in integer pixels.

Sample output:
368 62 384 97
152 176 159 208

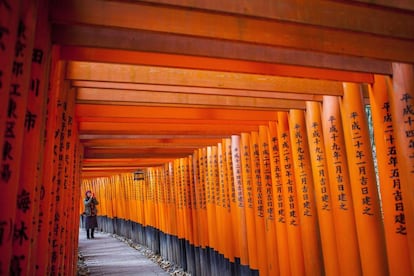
78 230 169 275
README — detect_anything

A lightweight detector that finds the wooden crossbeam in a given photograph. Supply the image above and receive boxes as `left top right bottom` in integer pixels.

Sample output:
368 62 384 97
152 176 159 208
130 0 414 38
78 121 260 135
76 104 279 121
53 25 391 75
73 81 323 102
76 88 308 110
59 46 374 83
81 138 223 148
67 62 343 96
51 0 414 62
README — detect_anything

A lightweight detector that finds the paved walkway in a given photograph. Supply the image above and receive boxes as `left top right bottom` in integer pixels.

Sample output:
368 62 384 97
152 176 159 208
78 229 169 275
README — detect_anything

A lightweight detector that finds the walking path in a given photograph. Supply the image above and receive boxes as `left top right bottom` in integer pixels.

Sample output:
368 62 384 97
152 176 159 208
78 230 169 275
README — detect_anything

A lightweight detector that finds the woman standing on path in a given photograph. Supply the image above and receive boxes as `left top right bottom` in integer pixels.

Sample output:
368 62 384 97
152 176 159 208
84 190 99 239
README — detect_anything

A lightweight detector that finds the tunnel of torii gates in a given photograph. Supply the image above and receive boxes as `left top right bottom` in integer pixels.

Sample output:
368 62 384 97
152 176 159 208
1 1 414 276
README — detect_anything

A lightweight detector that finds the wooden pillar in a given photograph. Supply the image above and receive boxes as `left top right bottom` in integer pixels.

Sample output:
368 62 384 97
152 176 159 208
341 83 389 276
0 0 21 152
240 133 258 270
276 112 305 276
36 47 64 275
0 0 38 273
305 101 340 276
369 74 412 275
321 96 362 275
12 0 50 273
388 63 414 272
258 126 279 276
250 131 269 275
289 109 324 275
231 135 250 267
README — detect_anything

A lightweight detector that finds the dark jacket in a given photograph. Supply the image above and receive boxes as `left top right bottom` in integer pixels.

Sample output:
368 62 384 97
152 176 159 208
84 197 99 216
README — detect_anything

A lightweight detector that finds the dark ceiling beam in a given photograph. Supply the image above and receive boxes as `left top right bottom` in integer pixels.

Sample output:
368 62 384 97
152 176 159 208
51 0 414 62
130 0 414 38
53 24 391 75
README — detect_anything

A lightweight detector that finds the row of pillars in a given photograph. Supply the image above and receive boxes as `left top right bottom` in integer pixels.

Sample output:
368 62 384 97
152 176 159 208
0 0 82 274
83 72 414 276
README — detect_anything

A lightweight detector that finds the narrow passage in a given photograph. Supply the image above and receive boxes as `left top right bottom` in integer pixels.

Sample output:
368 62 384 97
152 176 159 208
78 230 169 275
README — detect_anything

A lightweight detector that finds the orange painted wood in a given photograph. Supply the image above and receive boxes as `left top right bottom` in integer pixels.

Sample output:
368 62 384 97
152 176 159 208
231 135 250 266
258 126 279 276
0 0 20 159
60 46 374 83
321 96 362 275
217 142 233 261
388 63 414 272
196 148 209 249
249 131 269 275
1 1 38 273
15 0 51 273
341 83 388 275
240 133 258 270
76 104 279 121
369 75 412 275
267 123 290 276
76 87 307 110
52 0 414 62
206 147 218 251
305 101 340 276
78 121 260 136
72 81 324 102
81 138 223 148
54 24 392 75
276 112 305 276
134 0 414 39
224 138 238 262
36 47 63 275
288 110 324 275
67 62 344 96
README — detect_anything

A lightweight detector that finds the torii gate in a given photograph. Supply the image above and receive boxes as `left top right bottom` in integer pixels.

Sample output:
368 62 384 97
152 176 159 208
0 0 413 275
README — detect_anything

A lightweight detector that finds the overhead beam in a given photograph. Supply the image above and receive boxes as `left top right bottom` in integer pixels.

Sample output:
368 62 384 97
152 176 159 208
51 0 414 62
67 62 343 96
349 0 414 11
53 24 391 75
72 81 323 102
84 148 195 159
76 88 308 110
59 46 374 83
75 105 280 121
81 138 223 148
78 121 260 135
82 158 177 167
132 0 414 38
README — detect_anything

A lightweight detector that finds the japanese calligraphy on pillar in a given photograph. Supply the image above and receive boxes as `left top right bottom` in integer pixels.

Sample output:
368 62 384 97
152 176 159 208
327 115 350 211
0 0 20 153
369 75 412 275
341 83 388 276
1 1 38 274
399 93 414 173
251 135 264 219
349 110 374 216
292 122 312 216
280 128 298 226
383 101 405 234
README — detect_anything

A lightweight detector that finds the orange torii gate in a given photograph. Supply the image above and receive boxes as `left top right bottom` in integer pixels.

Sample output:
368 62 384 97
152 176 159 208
1 1 414 275
80 78 413 275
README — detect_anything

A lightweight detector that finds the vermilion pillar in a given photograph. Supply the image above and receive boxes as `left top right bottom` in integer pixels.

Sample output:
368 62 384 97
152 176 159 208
388 63 414 272
369 74 412 275
341 83 388 276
